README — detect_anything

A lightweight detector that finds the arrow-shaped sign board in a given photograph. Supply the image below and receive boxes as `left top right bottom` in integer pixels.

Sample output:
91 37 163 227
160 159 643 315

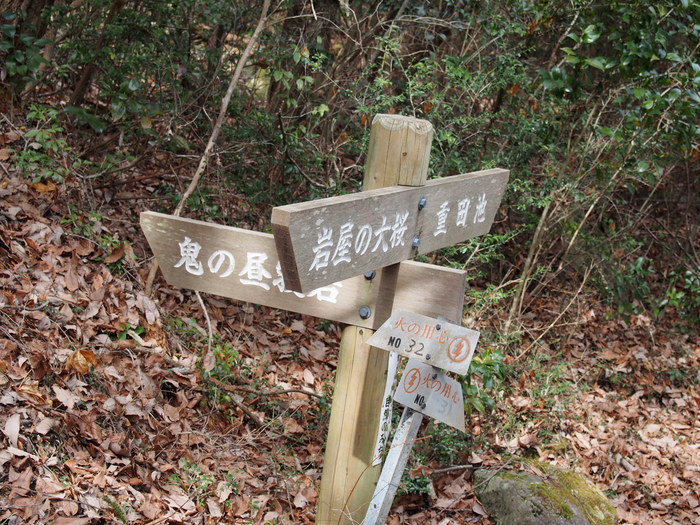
272 168 509 293
366 310 479 375
393 359 465 432
140 212 467 329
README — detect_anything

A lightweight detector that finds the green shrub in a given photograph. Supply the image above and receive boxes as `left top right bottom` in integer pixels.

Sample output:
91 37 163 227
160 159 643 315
0 11 51 92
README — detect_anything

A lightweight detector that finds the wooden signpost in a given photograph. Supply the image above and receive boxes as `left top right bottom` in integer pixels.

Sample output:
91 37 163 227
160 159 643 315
313 115 436 524
141 114 509 525
272 116 508 524
140 212 467 329
272 169 509 293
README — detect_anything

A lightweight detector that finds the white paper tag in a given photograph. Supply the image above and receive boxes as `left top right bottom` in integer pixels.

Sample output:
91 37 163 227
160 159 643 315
371 351 399 465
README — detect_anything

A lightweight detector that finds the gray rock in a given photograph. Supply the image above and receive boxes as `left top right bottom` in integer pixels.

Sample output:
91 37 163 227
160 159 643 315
473 464 616 525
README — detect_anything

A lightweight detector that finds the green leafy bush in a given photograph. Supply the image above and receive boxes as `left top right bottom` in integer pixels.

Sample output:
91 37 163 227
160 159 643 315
0 11 51 92
463 348 507 415
10 104 70 183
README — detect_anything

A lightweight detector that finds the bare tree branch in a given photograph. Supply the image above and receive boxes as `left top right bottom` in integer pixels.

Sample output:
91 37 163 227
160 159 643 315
145 0 273 296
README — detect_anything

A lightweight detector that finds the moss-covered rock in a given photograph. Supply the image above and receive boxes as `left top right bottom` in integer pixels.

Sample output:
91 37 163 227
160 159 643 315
473 464 616 525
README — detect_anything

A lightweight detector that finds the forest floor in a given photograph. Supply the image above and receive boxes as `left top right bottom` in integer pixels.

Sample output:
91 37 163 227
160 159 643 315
1 132 698 524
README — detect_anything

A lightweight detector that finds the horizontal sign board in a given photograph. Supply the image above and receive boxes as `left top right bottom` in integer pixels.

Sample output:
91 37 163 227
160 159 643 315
393 359 465 432
272 168 509 292
366 310 479 375
140 212 466 329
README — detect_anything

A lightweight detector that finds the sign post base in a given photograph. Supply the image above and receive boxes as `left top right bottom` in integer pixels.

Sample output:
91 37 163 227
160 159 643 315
364 407 424 525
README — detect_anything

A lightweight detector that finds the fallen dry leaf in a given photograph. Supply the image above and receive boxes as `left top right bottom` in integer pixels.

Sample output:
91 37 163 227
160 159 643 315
17 381 50 404
103 242 125 263
291 319 306 333
284 417 305 433
3 413 21 447
65 349 98 374
293 490 309 508
32 181 57 193
473 500 488 516
53 516 89 525
202 349 215 373
207 498 223 517
8 467 33 499
34 415 59 435
303 368 315 385
5 446 40 461
510 395 532 409
64 258 80 292
53 385 80 410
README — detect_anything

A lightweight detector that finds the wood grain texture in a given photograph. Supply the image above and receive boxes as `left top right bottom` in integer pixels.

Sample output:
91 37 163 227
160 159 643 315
316 115 433 525
272 168 509 293
140 211 466 328
317 326 384 523
363 114 433 189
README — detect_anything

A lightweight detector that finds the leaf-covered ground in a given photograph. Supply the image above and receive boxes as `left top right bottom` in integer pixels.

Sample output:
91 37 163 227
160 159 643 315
1 144 698 524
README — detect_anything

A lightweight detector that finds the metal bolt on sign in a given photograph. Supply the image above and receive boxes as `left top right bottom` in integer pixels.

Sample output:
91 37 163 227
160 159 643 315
358 305 372 320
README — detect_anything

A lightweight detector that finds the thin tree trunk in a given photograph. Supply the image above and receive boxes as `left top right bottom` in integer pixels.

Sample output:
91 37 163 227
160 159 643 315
505 200 551 333
68 0 122 107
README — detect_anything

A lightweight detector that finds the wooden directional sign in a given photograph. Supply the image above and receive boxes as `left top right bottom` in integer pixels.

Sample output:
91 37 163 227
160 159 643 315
140 211 467 328
393 359 465 432
272 168 509 292
366 310 479 375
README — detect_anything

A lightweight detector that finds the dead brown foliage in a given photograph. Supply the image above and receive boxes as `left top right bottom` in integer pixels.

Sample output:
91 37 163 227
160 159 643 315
1 131 698 524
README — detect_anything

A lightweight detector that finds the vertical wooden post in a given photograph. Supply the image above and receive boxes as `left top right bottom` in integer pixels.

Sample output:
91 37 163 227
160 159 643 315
317 115 433 524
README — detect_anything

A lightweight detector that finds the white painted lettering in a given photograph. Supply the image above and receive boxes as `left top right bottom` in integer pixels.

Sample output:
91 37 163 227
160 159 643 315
307 282 343 303
309 227 334 272
332 222 354 266
390 211 409 248
175 237 204 275
434 201 450 236
354 224 372 255
456 197 471 226
207 250 235 277
239 252 272 290
474 193 487 223
371 216 391 253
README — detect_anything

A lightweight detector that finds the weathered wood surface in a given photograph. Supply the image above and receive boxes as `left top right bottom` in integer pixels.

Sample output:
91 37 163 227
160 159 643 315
141 211 466 329
316 114 433 525
272 168 509 292
364 114 433 188
366 310 480 375
317 326 386 523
